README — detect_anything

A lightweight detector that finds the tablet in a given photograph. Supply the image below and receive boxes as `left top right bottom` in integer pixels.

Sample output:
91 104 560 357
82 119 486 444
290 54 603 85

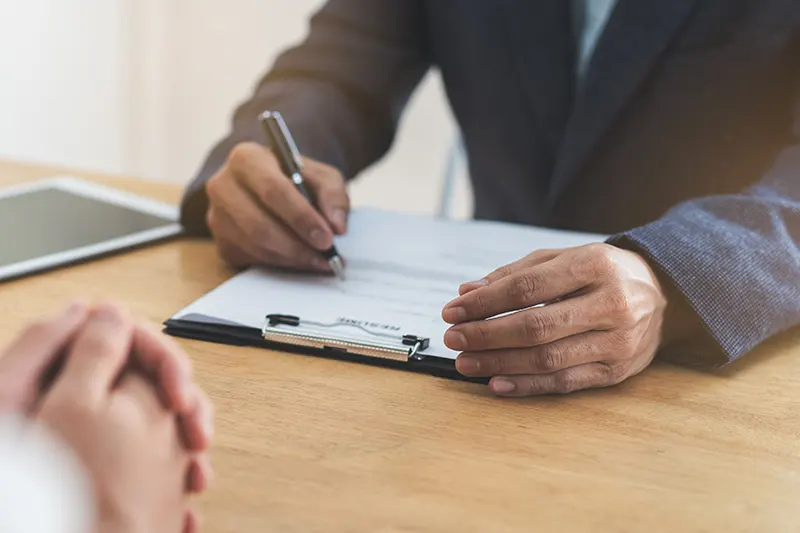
0 176 183 282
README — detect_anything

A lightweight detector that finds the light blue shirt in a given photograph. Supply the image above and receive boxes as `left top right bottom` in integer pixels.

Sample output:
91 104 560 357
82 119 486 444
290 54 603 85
575 0 618 78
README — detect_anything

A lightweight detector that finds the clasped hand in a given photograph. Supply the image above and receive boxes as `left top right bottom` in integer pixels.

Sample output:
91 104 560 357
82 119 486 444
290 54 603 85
443 243 668 396
0 303 213 533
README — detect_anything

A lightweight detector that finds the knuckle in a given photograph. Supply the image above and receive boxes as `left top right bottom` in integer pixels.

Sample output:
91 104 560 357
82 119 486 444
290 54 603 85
523 312 554 345
604 363 628 386
553 369 582 394
507 271 540 305
227 142 258 169
607 289 629 313
469 322 493 349
608 329 638 357
489 265 513 281
605 290 636 324
521 376 548 396
326 166 346 186
589 244 617 274
573 244 617 281
488 353 507 375
473 293 493 316
534 343 566 372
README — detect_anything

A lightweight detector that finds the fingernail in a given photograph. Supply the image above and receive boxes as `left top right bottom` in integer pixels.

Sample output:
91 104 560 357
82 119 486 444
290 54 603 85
444 329 468 351
492 379 516 395
442 306 467 324
309 228 330 250
331 209 347 231
456 356 480 375
468 278 489 288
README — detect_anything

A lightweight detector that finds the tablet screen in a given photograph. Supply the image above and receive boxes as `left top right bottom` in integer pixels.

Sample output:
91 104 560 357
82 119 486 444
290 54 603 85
0 187 176 270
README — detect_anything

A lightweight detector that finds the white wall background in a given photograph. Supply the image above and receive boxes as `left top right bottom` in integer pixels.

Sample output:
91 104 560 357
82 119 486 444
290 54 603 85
0 1 471 216
0 0 132 174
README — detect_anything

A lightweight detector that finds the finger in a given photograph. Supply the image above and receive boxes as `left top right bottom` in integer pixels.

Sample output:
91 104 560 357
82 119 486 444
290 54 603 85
455 331 613 377
489 362 621 397
49 303 134 405
183 509 200 533
186 453 213 494
229 142 335 251
132 322 193 413
301 158 350 235
209 194 329 272
216 211 331 273
443 253 590 324
212 212 312 272
115 371 163 414
458 250 561 295
0 302 89 411
179 384 214 452
444 294 611 352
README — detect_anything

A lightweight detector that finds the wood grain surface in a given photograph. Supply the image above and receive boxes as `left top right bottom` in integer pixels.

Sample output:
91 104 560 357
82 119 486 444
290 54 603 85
1 159 798 533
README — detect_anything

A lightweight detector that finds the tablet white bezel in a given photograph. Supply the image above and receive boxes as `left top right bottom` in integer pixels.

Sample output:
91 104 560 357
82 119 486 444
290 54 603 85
0 175 183 282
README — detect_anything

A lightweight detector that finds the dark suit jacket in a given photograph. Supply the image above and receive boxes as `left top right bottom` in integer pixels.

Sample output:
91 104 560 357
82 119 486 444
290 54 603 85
181 0 800 368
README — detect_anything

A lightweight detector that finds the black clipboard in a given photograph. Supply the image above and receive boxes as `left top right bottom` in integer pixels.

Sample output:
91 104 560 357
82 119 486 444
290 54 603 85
163 314 486 383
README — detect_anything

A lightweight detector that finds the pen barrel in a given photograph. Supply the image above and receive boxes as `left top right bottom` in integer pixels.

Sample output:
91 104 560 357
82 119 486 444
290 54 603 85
290 172 315 205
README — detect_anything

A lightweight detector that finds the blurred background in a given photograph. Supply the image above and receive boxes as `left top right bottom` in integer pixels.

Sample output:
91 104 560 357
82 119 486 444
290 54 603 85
0 0 472 216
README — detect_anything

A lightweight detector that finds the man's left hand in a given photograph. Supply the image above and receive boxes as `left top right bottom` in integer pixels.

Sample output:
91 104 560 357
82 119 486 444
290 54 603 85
442 243 668 397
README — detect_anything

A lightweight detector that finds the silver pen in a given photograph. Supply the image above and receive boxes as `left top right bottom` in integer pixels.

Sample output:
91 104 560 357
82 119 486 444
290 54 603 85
259 111 345 280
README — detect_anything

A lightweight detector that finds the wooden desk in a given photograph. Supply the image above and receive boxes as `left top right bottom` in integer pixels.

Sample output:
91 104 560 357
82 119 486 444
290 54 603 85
1 159 799 533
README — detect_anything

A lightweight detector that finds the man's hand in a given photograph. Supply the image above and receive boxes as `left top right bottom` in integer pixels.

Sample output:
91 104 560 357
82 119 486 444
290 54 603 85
206 142 349 271
0 302 213 493
442 244 667 397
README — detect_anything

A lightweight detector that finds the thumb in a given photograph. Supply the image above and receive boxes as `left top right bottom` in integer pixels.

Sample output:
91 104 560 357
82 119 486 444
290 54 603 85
302 159 350 235
48 303 134 406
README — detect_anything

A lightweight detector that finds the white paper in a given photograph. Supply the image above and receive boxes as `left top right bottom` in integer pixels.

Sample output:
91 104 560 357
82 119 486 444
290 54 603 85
172 209 606 359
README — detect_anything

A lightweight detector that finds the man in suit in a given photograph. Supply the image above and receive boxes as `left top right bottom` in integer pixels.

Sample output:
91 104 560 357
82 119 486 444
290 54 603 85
180 1 800 396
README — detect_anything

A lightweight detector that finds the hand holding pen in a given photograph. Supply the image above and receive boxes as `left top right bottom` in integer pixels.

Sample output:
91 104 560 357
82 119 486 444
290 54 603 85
202 111 350 275
260 111 345 279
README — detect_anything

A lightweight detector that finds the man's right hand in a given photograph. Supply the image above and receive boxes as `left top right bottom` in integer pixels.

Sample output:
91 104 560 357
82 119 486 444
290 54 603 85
205 142 350 271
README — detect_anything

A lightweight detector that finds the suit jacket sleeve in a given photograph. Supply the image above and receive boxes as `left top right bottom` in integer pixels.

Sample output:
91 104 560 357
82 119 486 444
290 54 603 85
609 124 800 368
180 0 430 235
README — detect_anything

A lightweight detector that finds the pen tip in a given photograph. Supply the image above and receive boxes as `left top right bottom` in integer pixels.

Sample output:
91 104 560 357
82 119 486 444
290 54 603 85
329 256 346 281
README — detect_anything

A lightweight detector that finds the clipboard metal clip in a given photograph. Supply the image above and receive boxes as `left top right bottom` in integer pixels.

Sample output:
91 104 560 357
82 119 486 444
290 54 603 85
263 314 430 363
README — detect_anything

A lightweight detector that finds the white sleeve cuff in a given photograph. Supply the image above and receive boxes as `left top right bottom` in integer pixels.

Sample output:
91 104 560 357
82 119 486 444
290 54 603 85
0 413 94 533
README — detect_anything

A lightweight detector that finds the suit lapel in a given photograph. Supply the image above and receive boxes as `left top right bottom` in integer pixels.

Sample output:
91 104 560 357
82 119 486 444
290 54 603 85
501 0 576 158
547 0 701 205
